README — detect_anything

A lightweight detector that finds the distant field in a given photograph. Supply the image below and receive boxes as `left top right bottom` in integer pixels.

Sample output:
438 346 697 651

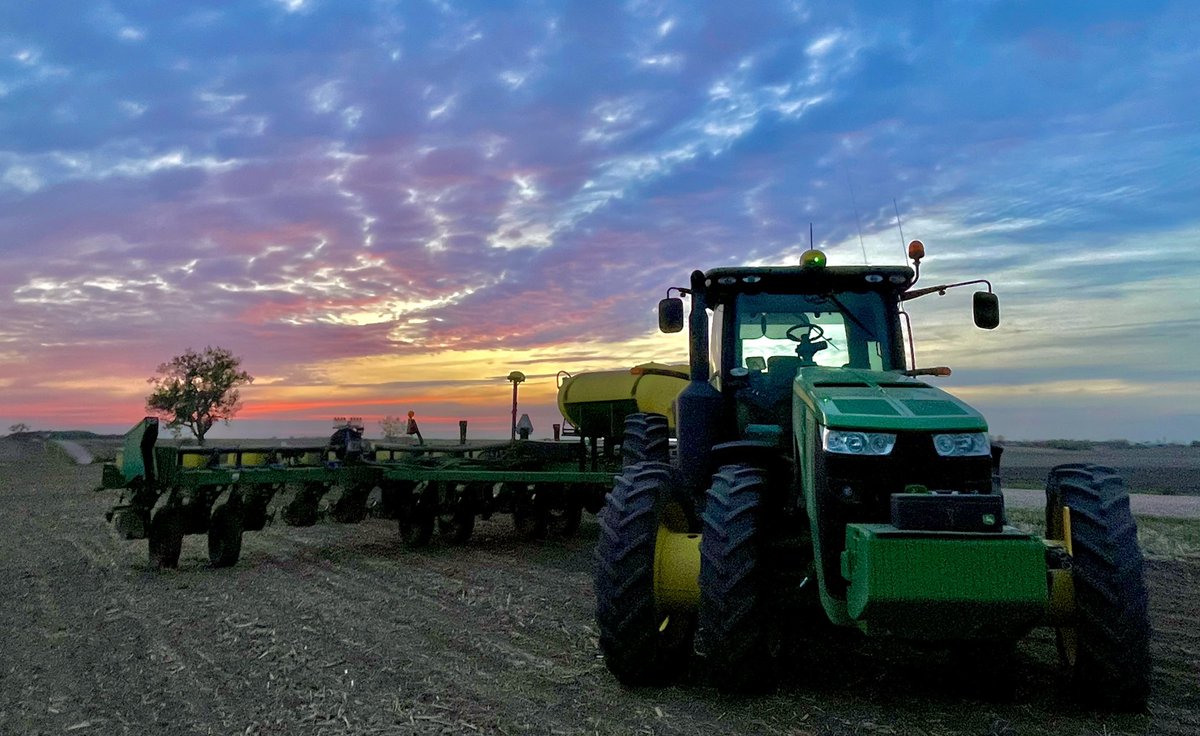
73 435 508 464
38 435 1200 496
1000 443 1200 496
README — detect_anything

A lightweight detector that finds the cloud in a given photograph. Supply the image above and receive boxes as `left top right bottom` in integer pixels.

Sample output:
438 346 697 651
0 0 1196 441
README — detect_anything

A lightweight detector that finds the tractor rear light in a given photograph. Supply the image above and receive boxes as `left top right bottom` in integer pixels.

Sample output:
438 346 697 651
822 428 896 456
932 432 990 457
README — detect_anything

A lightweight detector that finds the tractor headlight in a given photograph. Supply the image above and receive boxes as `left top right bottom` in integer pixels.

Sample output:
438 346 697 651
932 432 990 457
822 428 896 456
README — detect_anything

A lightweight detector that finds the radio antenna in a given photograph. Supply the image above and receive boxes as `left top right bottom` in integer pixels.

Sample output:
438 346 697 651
893 199 908 261
809 222 814 250
846 171 868 263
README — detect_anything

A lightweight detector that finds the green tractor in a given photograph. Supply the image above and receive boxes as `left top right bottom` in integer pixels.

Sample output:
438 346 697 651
594 242 1151 710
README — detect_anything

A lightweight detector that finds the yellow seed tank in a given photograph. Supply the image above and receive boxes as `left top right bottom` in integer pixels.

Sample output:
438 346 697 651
556 362 689 437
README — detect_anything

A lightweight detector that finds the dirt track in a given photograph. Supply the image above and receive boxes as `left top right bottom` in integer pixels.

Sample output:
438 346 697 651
2 442 1199 735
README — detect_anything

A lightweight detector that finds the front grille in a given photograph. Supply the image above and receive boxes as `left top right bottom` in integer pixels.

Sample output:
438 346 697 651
815 432 993 598
826 432 992 502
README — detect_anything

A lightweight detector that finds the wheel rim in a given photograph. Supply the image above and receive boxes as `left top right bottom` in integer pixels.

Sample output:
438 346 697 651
1045 489 1077 667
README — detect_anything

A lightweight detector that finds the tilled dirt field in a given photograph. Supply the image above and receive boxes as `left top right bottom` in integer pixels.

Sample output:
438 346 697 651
999 445 1200 496
3 441 1199 735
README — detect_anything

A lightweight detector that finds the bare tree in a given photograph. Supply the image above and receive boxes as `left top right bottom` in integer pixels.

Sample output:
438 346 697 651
146 346 253 445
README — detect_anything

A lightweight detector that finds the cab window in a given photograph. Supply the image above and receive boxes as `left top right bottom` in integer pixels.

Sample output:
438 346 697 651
733 292 896 372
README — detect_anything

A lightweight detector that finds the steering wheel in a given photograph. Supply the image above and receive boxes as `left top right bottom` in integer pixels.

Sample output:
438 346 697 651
785 322 826 343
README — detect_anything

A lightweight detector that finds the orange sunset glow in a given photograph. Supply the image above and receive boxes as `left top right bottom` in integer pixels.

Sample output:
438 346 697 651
1 2 1197 443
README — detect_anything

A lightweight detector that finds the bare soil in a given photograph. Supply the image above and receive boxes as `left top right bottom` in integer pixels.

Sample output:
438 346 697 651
2 439 1198 735
1002 488 1200 519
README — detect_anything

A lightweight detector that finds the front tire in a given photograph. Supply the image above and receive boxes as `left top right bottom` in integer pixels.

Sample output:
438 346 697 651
1046 464 1151 711
697 464 777 693
595 461 692 686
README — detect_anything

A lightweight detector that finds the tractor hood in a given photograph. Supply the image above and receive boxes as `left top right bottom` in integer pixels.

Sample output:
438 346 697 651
793 367 987 433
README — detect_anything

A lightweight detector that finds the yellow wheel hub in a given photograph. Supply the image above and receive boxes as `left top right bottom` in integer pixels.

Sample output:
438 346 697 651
653 525 701 610
1048 505 1078 664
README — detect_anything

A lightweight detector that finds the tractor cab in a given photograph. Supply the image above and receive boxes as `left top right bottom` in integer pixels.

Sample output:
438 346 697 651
659 250 999 484
703 264 912 429
660 258 918 486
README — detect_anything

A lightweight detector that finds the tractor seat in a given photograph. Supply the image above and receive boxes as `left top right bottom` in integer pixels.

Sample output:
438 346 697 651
764 355 804 395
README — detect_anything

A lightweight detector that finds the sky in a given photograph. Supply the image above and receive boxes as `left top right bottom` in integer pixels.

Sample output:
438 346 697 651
1 0 1198 443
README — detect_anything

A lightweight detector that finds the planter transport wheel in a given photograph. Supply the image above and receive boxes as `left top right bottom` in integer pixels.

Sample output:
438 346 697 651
398 482 436 547
513 486 546 540
148 494 185 570
208 487 244 568
437 484 476 545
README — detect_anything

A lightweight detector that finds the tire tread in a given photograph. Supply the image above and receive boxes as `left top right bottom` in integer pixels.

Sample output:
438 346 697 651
698 464 776 692
595 461 682 685
1047 463 1151 711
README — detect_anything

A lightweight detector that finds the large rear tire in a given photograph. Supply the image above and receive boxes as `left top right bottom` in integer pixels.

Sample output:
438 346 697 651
595 461 692 686
621 413 669 466
697 464 777 693
1046 464 1151 711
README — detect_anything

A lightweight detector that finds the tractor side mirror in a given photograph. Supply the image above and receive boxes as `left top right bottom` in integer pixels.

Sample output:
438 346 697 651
973 291 1000 329
658 297 685 333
